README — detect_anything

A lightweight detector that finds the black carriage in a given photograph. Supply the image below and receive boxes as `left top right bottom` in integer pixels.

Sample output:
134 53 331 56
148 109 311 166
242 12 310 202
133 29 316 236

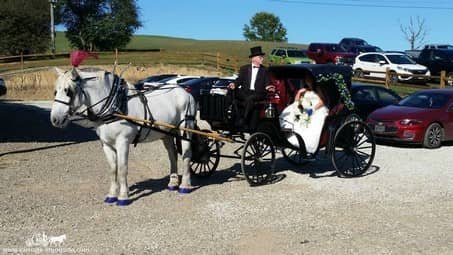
191 64 376 186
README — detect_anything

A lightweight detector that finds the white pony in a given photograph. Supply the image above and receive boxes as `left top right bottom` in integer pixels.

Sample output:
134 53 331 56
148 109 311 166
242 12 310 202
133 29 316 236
50 68 196 206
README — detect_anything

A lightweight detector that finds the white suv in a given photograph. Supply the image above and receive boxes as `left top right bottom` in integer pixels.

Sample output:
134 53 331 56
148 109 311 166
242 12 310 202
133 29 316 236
353 52 430 83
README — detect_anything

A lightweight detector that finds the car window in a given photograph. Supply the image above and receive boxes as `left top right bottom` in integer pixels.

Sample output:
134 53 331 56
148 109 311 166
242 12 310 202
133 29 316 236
376 87 401 105
376 54 388 63
287 50 306 58
352 87 377 103
398 92 450 109
276 49 285 57
386 54 416 64
177 78 197 84
359 54 375 62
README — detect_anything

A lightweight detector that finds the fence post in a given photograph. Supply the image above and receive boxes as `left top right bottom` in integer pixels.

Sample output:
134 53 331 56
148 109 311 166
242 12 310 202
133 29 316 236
440 70 446 88
115 48 118 63
385 67 390 89
216 52 220 73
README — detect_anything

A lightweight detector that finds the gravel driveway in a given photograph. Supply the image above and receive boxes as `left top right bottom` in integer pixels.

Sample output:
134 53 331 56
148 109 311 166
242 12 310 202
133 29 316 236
0 100 452 255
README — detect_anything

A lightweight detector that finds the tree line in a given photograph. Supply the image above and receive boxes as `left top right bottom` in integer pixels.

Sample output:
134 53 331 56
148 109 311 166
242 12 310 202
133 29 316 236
0 0 426 56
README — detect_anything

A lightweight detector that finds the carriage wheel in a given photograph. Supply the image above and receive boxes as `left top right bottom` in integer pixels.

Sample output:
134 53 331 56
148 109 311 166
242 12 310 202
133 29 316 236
331 120 375 177
281 132 309 166
189 131 220 177
241 132 275 186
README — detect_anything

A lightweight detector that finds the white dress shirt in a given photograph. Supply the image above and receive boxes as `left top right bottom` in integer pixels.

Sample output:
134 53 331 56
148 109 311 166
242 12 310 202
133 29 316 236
250 64 259 90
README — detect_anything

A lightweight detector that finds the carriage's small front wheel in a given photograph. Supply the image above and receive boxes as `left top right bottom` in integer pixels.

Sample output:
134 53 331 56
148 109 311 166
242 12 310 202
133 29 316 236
241 132 275 186
189 130 221 177
331 120 376 177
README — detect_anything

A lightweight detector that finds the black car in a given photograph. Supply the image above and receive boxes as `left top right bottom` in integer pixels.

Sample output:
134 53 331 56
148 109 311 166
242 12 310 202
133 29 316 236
351 83 402 120
339 37 370 52
0 78 6 96
349 45 383 54
179 77 220 101
134 74 177 90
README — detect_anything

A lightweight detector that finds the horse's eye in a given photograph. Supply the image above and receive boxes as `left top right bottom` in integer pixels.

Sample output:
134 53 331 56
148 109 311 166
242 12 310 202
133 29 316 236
54 90 56 96
64 88 68 93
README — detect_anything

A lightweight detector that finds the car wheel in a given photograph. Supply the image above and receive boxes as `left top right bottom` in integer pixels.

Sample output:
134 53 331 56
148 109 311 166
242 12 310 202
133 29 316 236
354 69 364 78
423 123 443 149
447 72 453 86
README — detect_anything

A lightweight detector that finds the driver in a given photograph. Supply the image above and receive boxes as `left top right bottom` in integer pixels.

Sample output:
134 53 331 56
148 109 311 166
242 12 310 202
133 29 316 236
227 46 275 128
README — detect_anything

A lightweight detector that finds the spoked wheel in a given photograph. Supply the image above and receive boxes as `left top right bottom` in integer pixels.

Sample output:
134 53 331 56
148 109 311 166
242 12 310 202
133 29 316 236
189 130 221 177
281 132 309 166
331 120 375 177
241 132 275 186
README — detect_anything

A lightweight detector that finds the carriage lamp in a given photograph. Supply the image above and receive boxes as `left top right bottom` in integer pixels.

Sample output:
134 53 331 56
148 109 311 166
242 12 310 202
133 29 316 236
265 103 277 118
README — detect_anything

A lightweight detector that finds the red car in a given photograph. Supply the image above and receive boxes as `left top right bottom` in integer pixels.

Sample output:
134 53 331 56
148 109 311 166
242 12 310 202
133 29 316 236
367 89 453 148
306 43 357 65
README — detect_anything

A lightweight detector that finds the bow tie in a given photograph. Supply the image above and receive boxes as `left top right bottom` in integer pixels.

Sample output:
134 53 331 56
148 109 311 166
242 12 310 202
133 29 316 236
253 66 260 68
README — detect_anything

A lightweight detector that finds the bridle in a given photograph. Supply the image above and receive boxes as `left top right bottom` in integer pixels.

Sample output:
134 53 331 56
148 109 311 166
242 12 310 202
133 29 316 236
53 71 123 122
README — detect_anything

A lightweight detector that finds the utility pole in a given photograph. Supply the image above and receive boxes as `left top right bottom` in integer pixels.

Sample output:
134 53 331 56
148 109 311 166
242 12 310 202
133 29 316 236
49 0 57 55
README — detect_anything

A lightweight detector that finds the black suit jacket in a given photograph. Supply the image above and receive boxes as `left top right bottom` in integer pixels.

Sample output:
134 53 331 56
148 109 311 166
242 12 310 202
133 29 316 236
235 64 270 95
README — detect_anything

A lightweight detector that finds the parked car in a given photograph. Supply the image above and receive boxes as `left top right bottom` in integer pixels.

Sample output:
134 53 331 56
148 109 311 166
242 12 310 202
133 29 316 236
351 83 401 120
179 77 220 101
367 89 453 148
134 74 178 90
306 43 356 65
0 78 6 96
414 48 453 86
339 37 370 52
269 47 312 64
143 75 200 90
353 52 430 84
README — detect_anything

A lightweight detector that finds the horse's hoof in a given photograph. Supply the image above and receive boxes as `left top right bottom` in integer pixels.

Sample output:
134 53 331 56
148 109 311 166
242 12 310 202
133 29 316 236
178 187 192 194
116 199 131 206
167 185 179 191
104 196 118 204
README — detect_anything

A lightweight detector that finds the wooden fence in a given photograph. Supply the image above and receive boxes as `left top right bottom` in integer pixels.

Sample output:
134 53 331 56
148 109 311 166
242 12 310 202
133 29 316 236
352 67 453 89
0 50 244 76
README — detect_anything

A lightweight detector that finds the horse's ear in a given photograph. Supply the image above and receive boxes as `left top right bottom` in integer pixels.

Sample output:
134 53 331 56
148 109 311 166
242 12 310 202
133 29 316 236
54 67 65 76
71 68 80 80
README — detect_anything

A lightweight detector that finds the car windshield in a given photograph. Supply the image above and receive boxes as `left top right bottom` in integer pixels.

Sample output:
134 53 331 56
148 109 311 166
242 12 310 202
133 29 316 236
287 50 307 58
386 54 416 64
398 92 450 109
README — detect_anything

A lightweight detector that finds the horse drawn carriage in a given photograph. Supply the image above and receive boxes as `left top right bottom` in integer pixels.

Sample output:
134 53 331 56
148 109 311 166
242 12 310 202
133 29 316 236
191 64 376 186
51 63 375 205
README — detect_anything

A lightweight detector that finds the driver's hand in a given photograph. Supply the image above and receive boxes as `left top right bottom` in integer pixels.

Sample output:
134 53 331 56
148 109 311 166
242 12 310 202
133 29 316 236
227 82 236 90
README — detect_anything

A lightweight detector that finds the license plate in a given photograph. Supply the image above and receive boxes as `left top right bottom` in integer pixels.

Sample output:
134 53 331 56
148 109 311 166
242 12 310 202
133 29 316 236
374 124 385 133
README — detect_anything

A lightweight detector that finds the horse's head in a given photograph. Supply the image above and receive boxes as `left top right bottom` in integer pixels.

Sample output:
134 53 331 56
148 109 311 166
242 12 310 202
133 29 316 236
50 68 85 128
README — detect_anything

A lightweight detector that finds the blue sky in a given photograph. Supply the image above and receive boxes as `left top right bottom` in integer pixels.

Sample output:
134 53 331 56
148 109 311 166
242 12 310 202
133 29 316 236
134 0 453 51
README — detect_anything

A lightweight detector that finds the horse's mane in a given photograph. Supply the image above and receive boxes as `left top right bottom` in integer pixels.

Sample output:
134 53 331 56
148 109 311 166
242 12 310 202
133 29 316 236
77 68 137 96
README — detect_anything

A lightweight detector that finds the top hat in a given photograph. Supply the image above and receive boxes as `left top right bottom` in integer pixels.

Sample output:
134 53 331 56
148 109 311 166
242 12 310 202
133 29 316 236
249 46 265 58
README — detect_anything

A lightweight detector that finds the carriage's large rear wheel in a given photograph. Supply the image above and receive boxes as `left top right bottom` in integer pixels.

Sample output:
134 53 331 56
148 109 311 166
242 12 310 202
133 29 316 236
189 130 221 177
331 120 375 177
241 132 275 186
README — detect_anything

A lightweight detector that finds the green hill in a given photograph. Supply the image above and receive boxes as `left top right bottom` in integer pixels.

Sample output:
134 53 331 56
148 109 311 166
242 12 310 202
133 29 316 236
56 32 307 61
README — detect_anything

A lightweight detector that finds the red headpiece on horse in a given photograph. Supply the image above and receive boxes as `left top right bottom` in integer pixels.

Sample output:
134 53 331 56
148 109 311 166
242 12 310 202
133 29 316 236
70 50 98 67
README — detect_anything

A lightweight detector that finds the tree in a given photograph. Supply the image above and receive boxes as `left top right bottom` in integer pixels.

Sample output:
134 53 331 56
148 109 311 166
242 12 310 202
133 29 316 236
57 0 141 51
400 16 428 50
0 0 50 55
243 12 287 42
